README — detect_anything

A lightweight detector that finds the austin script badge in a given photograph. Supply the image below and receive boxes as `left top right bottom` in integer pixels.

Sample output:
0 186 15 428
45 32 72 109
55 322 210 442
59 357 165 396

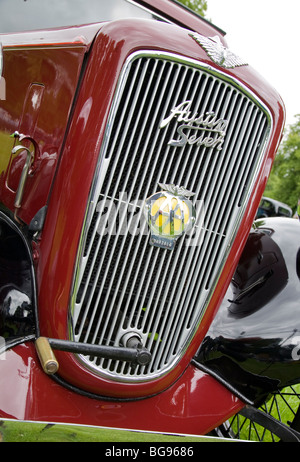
160 100 228 151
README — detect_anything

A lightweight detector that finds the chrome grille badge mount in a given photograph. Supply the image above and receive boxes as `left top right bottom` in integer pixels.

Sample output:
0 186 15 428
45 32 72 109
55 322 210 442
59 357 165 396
144 183 196 250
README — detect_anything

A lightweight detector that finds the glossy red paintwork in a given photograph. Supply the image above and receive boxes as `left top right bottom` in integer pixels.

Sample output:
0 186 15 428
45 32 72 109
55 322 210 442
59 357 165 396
0 2 285 429
0 342 243 435
0 40 89 224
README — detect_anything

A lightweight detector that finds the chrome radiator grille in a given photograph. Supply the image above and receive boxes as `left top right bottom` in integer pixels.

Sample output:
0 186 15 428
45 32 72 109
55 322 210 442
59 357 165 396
70 51 270 381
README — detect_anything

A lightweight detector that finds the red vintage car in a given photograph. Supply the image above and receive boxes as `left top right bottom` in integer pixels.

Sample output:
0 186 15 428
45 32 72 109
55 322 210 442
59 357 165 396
0 0 299 442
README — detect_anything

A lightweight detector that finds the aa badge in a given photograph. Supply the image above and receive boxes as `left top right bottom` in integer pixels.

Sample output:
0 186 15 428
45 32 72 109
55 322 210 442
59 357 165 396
144 183 196 250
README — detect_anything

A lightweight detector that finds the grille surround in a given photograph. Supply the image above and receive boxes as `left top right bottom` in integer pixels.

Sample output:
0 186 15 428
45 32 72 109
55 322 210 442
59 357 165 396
69 50 272 383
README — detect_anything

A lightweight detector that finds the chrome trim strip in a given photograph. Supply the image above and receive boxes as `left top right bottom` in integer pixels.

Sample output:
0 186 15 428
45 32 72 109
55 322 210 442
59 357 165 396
69 50 272 383
126 0 171 23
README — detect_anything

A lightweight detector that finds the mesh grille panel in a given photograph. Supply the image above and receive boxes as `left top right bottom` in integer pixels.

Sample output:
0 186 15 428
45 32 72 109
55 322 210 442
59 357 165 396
70 52 270 381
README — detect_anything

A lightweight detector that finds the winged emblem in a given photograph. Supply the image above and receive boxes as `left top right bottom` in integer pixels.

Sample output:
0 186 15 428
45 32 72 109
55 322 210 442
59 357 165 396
189 33 248 69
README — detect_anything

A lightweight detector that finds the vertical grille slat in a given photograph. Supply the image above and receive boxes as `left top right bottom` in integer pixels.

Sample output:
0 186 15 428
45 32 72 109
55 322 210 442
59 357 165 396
70 52 271 381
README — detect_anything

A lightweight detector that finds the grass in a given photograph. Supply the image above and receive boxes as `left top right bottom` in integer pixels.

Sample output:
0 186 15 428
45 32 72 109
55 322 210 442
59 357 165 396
0 420 229 443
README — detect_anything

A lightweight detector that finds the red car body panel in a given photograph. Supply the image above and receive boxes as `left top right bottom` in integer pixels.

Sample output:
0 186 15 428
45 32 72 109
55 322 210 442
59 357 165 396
0 342 243 435
0 1 285 435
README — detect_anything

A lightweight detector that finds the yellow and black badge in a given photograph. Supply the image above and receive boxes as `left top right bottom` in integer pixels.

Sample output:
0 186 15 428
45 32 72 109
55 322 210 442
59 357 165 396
144 183 196 250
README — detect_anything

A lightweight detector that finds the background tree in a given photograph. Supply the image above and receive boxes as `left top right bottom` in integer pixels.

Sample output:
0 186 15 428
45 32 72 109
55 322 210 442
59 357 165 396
176 0 208 17
265 115 300 213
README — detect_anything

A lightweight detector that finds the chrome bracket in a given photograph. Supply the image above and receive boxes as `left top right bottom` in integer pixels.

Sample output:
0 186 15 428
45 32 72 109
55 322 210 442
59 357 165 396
12 144 34 209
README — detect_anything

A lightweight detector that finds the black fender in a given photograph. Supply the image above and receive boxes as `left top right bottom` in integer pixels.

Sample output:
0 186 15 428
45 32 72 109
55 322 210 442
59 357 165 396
194 217 300 405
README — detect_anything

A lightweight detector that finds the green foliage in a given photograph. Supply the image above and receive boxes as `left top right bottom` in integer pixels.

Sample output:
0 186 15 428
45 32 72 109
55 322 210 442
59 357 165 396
175 0 208 17
265 115 300 213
